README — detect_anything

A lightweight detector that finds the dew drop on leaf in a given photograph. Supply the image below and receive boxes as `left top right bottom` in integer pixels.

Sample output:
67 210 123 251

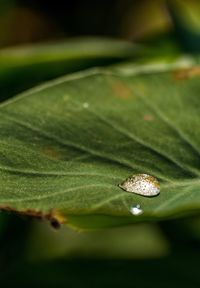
130 204 143 216
119 173 160 197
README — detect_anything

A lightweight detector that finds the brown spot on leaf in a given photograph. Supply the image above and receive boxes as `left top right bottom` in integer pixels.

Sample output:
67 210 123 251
112 81 132 99
143 114 154 121
41 146 60 160
173 67 200 81
0 205 65 229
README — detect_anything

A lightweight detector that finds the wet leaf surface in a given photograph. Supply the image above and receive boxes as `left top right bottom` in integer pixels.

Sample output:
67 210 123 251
1 62 200 229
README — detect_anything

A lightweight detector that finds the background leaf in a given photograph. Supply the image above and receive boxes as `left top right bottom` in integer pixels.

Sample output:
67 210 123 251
0 37 140 101
168 0 200 52
1 60 200 229
25 222 168 261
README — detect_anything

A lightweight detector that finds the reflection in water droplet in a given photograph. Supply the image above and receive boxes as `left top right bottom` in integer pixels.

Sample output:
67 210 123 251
119 173 160 197
83 102 89 109
130 204 143 216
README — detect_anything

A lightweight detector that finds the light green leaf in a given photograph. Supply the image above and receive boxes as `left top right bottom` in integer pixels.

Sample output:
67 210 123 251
1 60 200 229
26 222 168 260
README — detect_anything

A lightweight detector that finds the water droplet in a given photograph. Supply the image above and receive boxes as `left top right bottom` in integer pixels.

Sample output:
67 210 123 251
83 102 89 109
119 173 160 197
130 204 143 216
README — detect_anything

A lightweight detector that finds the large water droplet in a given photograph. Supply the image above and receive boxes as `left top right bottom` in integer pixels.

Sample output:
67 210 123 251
119 173 160 197
130 204 143 216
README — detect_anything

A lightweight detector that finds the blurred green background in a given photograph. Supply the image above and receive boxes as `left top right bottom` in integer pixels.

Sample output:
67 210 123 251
0 0 200 287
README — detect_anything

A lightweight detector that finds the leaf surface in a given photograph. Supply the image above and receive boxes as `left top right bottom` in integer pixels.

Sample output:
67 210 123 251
1 62 200 229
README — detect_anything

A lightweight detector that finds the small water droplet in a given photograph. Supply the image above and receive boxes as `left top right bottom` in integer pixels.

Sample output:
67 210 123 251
119 173 160 197
130 204 143 216
83 102 89 109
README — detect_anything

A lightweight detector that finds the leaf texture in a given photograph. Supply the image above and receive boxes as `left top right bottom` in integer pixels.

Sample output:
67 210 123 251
0 63 200 228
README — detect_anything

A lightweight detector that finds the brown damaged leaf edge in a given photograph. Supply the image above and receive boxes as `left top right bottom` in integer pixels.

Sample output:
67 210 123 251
0 205 66 229
172 67 200 81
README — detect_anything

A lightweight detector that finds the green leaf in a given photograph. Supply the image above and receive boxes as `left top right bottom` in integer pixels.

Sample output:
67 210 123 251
168 0 200 52
26 222 168 260
1 59 200 229
0 37 140 100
